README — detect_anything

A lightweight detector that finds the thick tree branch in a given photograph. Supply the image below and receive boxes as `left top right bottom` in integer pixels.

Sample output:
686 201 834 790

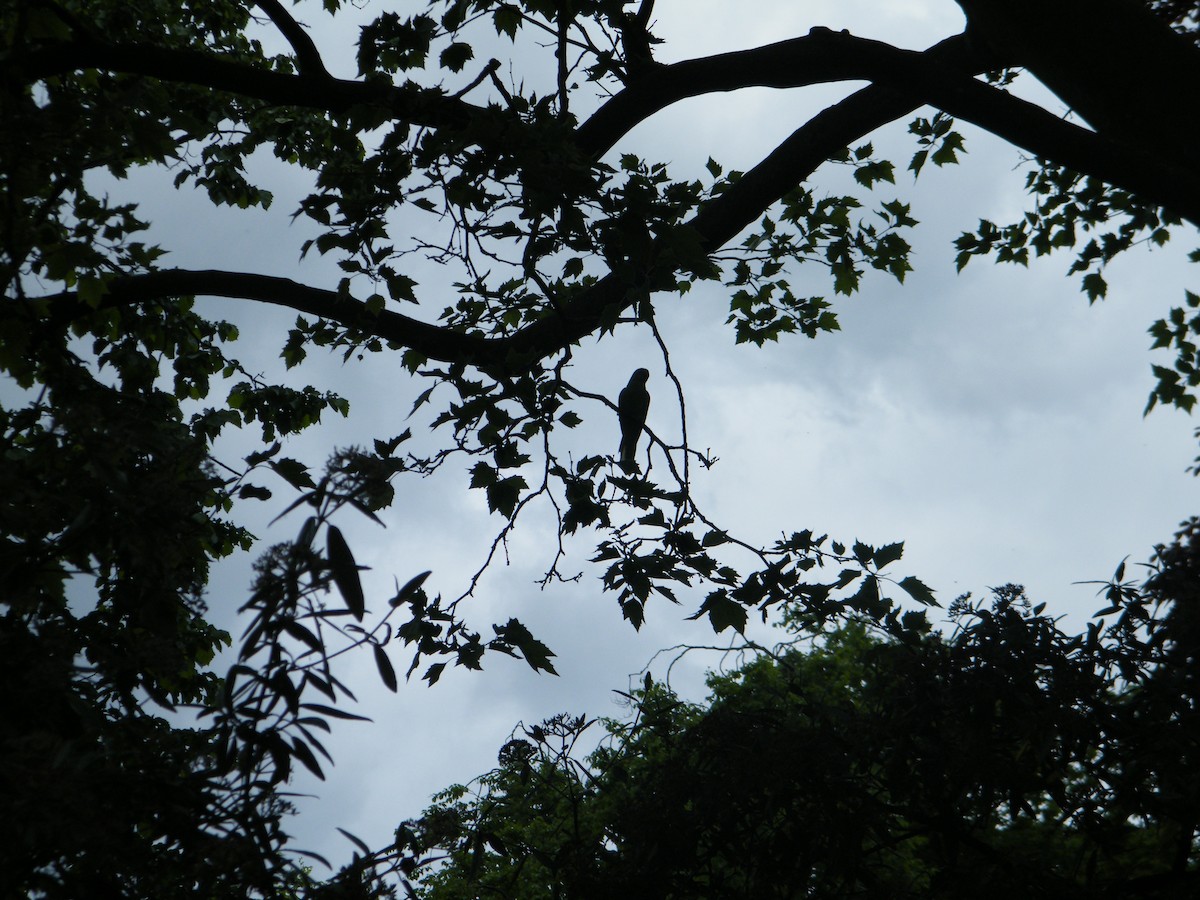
577 30 1200 224
957 0 1200 154
31 68 1197 373
253 0 330 78
19 20 1199 375
34 270 500 367
509 85 926 363
20 30 1197 222
576 32 983 156
536 42 1200 359
33 268 643 372
17 39 476 132
903 60 1200 224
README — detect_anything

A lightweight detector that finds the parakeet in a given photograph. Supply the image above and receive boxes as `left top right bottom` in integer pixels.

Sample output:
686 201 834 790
618 367 651 472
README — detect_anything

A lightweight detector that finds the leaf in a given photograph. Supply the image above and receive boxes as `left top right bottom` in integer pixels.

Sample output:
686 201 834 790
297 516 320 549
300 703 372 722
494 619 558 675
853 160 895 188
282 620 323 653
238 484 272 500
440 41 474 72
688 591 747 634
486 475 527 518
272 457 316 490
874 541 904 568
899 575 940 607
390 570 432 606
337 827 372 856
245 442 281 466
931 131 965 166
831 259 859 295
270 492 316 526
373 643 398 691
470 461 497 488
848 574 884 615
423 662 447 685
409 385 436 418
382 271 417 305
1082 271 1107 302
374 429 411 457
326 526 366 620
291 737 325 780
493 6 520 39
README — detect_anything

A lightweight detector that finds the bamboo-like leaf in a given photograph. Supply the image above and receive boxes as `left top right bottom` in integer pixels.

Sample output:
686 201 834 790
374 643 398 691
291 737 325 780
326 525 365 620
390 570 432 606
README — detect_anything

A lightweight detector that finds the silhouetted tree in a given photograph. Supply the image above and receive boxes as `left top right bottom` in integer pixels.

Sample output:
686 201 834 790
2 1 1197 896
411 524 1200 898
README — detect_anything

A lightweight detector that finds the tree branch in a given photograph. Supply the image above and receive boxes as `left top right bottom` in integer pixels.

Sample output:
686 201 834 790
577 28 1200 223
575 31 985 156
253 0 330 78
31 65 1196 373
907 62 1200 225
34 270 501 367
956 0 1200 155
17 39 477 132
20 29 1197 222
507 84 928 364
20 23 1199 374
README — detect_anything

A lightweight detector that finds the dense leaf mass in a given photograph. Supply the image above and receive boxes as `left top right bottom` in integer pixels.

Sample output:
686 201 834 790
410 529 1200 898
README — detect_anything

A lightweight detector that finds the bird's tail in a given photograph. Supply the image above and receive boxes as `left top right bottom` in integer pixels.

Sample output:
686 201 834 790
618 439 638 472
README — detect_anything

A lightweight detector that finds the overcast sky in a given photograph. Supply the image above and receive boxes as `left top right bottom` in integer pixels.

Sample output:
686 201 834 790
75 0 1199 872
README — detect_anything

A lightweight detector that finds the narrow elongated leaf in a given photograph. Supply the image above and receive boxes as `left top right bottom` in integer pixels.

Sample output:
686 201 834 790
374 643 398 691
326 525 365 620
282 619 322 653
291 737 325 780
390 570 432 606
337 827 372 856
300 703 372 722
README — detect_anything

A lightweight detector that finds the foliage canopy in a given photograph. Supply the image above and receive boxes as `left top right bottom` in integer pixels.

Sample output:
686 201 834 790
410 529 1200 898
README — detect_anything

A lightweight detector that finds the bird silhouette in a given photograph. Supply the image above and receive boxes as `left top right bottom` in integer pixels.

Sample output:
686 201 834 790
618 367 650 472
